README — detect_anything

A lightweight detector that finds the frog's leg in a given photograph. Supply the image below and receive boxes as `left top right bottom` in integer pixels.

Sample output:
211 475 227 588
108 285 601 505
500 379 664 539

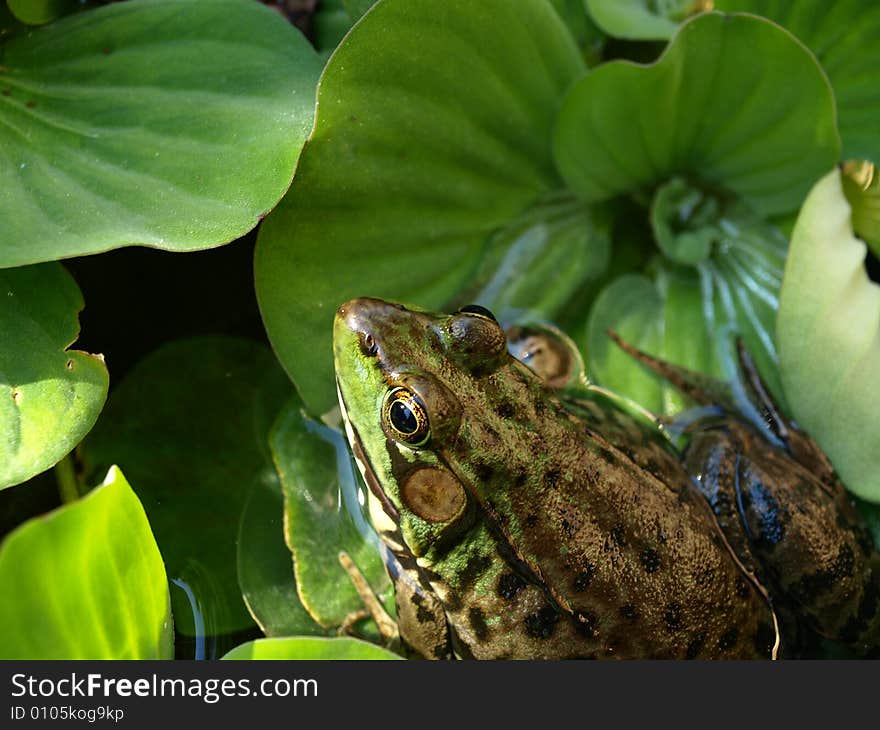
337 551 399 645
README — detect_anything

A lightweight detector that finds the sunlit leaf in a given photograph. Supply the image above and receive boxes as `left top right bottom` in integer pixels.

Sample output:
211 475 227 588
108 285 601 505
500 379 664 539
0 0 322 268
0 262 107 490
777 168 880 502
554 12 839 217
0 466 173 659
222 636 400 660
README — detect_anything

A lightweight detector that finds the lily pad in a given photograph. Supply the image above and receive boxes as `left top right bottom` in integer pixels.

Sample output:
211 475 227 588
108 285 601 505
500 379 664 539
777 168 880 502
255 0 586 415
0 466 173 659
0 0 322 268
554 12 839 217
79 337 292 636
222 636 401 660
584 0 689 40
715 0 880 163
0 262 107 490
270 398 391 629
237 473 325 638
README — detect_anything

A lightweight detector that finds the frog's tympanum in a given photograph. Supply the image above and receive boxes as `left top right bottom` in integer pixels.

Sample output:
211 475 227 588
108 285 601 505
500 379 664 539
332 298 878 659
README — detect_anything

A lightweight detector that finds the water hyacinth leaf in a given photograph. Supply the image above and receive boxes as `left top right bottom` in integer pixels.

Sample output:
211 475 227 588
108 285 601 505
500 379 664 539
584 0 688 39
0 263 107 490
237 475 325 637
777 169 880 502
463 192 611 321
79 337 292 636
586 208 785 415
715 0 880 164
0 0 322 268
255 0 586 415
270 398 390 630
0 466 173 659
222 636 401 660
554 12 839 217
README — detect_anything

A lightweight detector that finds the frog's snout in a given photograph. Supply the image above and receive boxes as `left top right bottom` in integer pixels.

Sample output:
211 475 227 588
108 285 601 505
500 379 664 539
337 297 399 336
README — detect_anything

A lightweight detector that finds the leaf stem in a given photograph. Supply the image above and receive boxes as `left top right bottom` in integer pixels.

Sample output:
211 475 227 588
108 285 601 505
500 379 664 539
54 454 80 504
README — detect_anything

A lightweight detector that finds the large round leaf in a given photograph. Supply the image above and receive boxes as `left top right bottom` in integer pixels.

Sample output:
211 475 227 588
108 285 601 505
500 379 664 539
554 12 840 217
715 0 880 163
79 337 292 636
0 466 173 659
777 169 880 502
222 636 400 660
255 0 586 415
0 0 322 268
0 262 107 490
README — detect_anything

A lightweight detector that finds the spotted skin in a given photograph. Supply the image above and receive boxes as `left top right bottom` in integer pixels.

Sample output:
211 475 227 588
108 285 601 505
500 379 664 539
334 299 778 659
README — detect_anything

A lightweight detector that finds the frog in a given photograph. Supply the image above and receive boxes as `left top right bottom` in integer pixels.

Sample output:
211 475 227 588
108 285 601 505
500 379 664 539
332 297 781 659
606 333 880 656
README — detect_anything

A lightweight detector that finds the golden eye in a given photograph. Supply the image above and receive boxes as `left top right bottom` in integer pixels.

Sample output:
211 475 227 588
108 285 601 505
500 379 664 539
382 387 430 446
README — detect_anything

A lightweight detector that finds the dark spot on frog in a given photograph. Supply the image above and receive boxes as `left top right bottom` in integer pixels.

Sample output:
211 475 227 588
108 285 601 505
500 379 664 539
524 607 559 639
574 610 598 638
640 547 661 574
458 554 492 590
410 594 435 625
686 633 706 659
561 519 575 539
496 401 516 419
610 524 627 546
754 621 777 656
735 578 750 599
694 565 715 587
469 607 490 641
544 468 561 489
432 643 449 659
839 573 879 643
748 478 788 547
525 513 538 528
664 602 682 631
597 448 618 466
719 627 739 650
497 572 526 600
473 461 494 482
514 471 528 488
619 603 638 621
572 562 595 591
791 544 856 602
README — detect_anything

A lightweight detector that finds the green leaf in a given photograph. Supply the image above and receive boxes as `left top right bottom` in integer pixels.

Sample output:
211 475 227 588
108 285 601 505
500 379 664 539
586 206 786 415
222 636 401 660
270 398 390 629
714 0 880 163
777 168 880 502
554 12 840 217
0 466 173 659
0 0 322 268
255 0 586 415
79 337 292 636
584 0 688 40
7 0 77 26
237 474 325 638
463 192 611 320
0 262 107 490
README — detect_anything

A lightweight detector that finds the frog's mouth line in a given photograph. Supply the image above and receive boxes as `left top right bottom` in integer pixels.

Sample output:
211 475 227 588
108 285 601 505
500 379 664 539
336 379 401 526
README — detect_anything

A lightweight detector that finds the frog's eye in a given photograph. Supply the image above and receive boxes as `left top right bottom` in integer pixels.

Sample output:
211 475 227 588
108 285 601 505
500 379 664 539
383 387 430 446
456 304 497 322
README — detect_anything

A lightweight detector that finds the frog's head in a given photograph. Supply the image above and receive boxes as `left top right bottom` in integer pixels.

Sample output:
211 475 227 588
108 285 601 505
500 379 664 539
333 297 511 559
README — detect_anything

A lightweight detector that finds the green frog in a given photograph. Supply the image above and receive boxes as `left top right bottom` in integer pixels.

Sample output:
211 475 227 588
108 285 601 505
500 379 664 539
333 297 782 659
